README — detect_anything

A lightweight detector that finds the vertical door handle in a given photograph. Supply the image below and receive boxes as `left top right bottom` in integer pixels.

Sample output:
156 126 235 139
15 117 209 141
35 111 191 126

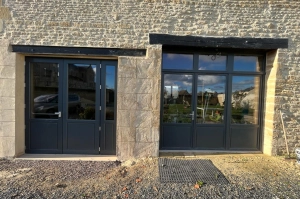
54 111 61 118
189 111 194 120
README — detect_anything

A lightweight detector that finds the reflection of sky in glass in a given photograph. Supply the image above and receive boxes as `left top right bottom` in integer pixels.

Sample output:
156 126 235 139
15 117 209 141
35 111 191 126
163 53 193 70
234 56 261 71
198 55 226 71
232 76 257 92
106 65 115 89
164 74 193 94
197 75 226 93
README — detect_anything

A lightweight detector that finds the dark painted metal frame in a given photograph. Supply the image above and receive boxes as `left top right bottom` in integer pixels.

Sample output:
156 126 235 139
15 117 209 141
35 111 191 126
25 58 64 154
100 61 118 155
63 59 101 154
25 57 117 155
160 50 266 151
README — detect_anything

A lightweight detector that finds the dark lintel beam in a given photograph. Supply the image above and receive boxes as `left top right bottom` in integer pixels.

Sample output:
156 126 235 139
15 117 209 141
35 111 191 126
149 34 288 49
11 45 146 57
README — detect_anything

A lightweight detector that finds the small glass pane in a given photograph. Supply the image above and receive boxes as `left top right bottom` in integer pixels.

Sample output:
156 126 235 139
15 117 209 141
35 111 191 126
68 64 96 120
231 76 260 124
163 74 193 123
30 62 59 119
197 75 226 124
105 65 115 120
163 53 193 70
234 56 263 71
198 55 227 71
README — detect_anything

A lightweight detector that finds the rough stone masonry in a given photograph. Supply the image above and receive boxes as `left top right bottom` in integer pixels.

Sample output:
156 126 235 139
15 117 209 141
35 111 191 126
0 0 299 159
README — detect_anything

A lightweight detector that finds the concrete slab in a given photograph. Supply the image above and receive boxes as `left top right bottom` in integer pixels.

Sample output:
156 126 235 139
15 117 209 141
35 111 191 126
15 154 117 161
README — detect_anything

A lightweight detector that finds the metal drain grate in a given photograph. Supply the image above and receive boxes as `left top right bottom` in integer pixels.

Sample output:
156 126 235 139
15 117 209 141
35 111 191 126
159 158 229 184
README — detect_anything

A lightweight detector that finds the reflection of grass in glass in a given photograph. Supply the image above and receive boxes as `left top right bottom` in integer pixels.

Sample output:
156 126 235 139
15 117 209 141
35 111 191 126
163 104 191 123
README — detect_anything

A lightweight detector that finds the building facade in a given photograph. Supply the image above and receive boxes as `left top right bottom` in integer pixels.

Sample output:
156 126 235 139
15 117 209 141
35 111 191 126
0 0 299 160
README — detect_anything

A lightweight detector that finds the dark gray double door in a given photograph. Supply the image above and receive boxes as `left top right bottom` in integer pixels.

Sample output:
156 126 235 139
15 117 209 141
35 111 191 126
25 58 117 155
161 73 262 150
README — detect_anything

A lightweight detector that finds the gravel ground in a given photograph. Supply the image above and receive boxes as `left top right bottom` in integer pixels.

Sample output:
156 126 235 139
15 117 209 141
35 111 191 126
0 154 300 199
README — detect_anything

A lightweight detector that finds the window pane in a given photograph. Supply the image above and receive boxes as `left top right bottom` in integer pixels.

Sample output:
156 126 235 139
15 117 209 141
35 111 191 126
163 53 193 70
106 65 115 120
197 75 226 124
68 64 96 120
198 55 227 71
30 62 59 119
234 56 263 71
163 74 193 123
231 76 260 124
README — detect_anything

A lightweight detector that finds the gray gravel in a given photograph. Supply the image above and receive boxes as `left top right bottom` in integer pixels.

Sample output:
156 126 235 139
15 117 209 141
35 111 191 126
0 155 300 199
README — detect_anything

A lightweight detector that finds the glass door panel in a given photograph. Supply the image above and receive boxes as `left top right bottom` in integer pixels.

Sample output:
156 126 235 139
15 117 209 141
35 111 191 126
231 76 260 124
196 75 226 124
105 65 116 120
163 74 193 123
67 63 97 120
30 62 59 119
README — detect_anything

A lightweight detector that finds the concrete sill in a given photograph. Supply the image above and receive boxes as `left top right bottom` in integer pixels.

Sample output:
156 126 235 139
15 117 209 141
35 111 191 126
15 154 117 161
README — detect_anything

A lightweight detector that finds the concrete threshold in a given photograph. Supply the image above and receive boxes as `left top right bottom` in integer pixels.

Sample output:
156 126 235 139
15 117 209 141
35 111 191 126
15 154 117 161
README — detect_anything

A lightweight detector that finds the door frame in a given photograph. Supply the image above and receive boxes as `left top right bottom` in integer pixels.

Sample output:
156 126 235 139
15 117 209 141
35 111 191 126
160 50 266 151
25 57 117 155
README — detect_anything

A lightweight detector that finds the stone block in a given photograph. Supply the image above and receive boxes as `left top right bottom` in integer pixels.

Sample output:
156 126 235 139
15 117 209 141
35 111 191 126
136 78 153 94
0 39 9 47
137 93 152 110
151 111 160 128
118 64 136 78
152 127 160 142
136 127 152 142
0 122 15 137
0 137 15 157
0 78 15 97
118 77 137 94
0 109 15 122
151 91 161 111
0 47 16 66
0 65 15 78
133 142 159 158
147 47 162 59
117 110 135 127
118 126 136 142
136 59 156 78
135 111 152 128
118 93 137 110
118 57 136 68
0 97 15 110
116 141 134 161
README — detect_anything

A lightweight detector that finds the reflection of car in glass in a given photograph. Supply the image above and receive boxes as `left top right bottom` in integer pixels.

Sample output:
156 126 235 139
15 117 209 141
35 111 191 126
33 94 81 117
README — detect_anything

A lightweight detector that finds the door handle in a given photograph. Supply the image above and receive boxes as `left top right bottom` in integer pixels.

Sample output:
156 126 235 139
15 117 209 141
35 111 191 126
54 111 61 118
189 111 194 120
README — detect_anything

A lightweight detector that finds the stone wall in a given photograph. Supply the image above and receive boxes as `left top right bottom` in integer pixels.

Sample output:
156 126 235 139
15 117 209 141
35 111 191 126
0 0 299 157
0 39 25 157
117 47 161 160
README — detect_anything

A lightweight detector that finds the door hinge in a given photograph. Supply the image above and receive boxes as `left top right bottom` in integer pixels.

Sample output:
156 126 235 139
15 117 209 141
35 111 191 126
99 126 101 131
100 64 102 68
58 72 59 77
99 106 101 111
100 85 101 89
99 147 101 152
24 104 26 108
24 83 26 87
